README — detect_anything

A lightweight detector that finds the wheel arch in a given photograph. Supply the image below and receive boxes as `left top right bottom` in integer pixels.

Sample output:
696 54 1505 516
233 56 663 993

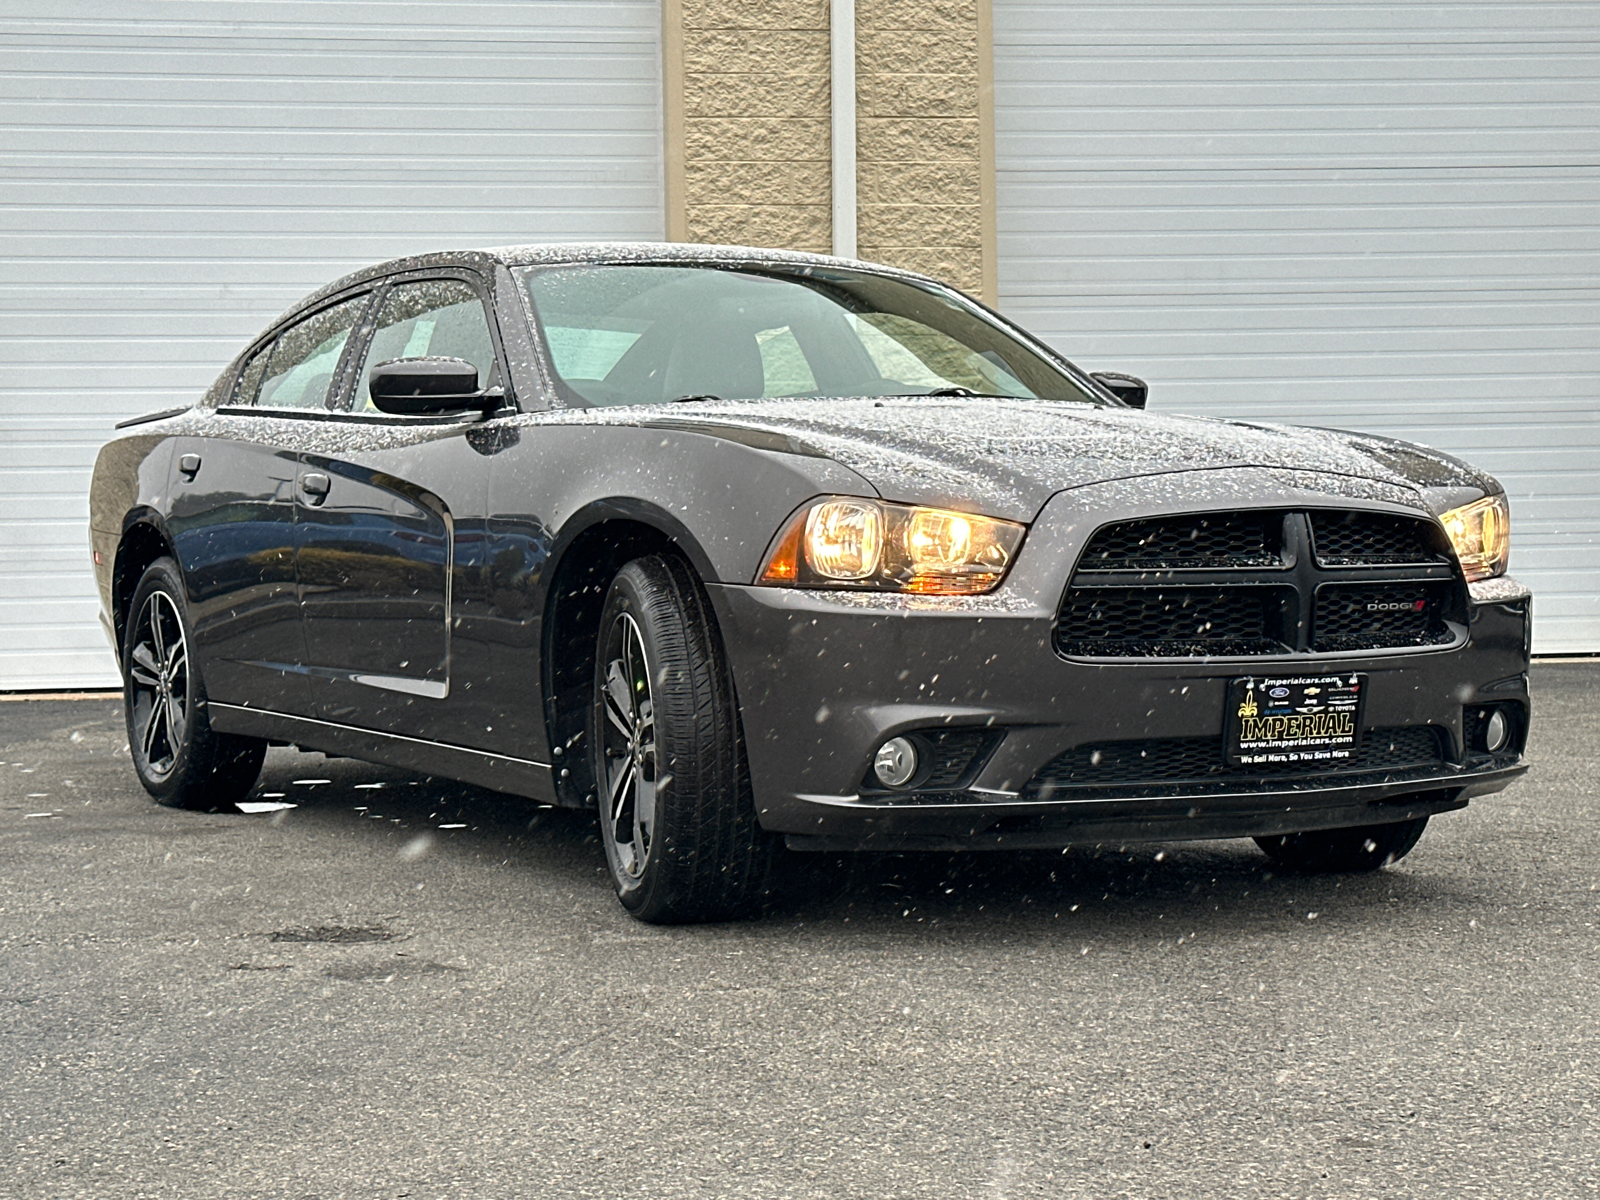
539 501 720 808
112 511 180 658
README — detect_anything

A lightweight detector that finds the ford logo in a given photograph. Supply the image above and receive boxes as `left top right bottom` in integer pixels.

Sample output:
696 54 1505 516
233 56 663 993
1269 687 1290 698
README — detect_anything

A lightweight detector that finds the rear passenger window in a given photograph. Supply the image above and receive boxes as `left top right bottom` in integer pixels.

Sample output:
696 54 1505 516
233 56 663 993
355 279 498 411
254 294 369 410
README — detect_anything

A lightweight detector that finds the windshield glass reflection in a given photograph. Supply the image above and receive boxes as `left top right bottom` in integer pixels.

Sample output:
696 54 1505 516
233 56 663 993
517 263 1100 408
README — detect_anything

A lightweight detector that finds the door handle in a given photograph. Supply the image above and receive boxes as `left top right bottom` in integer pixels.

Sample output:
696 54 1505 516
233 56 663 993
299 472 331 504
177 453 201 480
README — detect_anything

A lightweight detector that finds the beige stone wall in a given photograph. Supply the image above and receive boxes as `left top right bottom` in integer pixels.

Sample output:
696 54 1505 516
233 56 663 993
674 0 832 253
856 0 990 295
665 0 995 299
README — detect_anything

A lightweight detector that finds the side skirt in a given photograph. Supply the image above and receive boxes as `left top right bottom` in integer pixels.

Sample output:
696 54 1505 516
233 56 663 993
207 701 562 805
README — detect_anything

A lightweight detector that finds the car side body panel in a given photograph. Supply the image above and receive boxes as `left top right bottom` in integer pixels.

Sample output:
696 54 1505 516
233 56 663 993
89 431 175 650
466 419 880 768
167 430 311 716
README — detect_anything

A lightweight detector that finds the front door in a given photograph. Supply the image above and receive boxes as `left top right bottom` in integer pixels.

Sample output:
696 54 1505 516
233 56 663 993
295 276 500 735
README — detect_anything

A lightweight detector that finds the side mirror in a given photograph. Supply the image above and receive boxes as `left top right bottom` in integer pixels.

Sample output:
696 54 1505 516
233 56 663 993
369 356 496 415
1091 371 1148 409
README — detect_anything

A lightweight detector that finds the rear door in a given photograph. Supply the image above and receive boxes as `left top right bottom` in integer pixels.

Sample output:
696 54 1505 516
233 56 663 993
169 290 373 715
294 272 501 737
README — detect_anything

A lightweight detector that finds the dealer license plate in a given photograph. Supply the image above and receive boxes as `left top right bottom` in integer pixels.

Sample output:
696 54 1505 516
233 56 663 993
1225 673 1367 768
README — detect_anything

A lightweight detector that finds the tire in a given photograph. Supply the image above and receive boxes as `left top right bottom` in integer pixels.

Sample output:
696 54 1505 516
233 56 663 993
123 557 266 810
1254 815 1429 873
589 554 776 923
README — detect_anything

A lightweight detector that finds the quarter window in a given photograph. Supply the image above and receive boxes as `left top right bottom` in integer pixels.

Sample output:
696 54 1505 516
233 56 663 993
254 294 369 410
232 340 273 406
355 279 498 411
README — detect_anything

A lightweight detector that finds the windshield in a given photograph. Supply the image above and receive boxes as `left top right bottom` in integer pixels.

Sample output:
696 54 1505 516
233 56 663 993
517 263 1101 408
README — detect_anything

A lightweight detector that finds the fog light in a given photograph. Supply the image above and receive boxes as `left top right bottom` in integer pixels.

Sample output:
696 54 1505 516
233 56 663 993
873 737 918 789
1484 708 1510 753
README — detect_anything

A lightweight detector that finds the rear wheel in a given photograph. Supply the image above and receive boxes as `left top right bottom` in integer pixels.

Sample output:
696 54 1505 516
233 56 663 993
590 555 775 923
123 557 266 810
1254 815 1429 873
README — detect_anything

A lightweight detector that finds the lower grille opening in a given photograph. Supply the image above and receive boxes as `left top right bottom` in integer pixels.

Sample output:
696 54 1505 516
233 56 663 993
1023 725 1446 798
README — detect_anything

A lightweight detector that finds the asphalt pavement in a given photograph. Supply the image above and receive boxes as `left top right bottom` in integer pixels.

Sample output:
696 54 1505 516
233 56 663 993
2 664 1597 1199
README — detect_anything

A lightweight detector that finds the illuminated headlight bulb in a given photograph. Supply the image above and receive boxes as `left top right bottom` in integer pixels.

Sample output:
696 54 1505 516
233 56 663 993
905 509 973 570
873 736 918 789
805 500 883 579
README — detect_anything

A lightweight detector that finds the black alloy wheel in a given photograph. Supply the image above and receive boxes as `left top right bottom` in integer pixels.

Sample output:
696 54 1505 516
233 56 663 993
590 555 776 923
128 584 187 782
123 557 266 809
1254 814 1430 873
599 608 657 883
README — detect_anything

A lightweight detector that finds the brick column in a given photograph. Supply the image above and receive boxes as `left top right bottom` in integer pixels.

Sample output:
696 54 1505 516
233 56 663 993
664 0 995 301
856 0 994 299
667 0 833 253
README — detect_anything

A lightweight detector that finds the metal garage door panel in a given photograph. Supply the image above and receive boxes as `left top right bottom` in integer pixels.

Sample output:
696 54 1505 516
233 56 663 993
994 1 1600 652
0 0 664 690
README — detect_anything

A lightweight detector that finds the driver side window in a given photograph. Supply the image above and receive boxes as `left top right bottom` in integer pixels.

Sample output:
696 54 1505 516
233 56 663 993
355 279 499 411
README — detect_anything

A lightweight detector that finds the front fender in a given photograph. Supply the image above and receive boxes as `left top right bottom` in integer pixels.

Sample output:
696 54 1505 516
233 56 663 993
490 417 877 585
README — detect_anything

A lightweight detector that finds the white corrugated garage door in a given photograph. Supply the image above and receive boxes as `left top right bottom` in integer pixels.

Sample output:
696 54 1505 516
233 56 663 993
0 0 663 690
994 1 1599 653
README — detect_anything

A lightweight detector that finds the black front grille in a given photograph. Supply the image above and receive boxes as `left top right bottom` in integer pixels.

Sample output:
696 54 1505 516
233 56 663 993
1054 587 1287 657
1024 725 1446 798
1313 583 1453 652
1057 509 1463 659
1310 510 1447 567
1078 512 1281 570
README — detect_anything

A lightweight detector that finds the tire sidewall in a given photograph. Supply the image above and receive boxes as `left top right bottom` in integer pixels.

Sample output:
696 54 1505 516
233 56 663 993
123 557 202 803
592 564 664 914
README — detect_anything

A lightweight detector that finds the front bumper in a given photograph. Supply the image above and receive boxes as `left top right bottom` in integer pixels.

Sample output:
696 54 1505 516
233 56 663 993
709 482 1532 853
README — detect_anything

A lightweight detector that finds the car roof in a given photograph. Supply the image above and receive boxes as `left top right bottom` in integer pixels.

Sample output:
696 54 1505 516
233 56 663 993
288 242 941 321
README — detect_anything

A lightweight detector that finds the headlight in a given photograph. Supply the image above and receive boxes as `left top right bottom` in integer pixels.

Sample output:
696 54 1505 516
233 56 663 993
758 497 1026 595
1439 493 1510 582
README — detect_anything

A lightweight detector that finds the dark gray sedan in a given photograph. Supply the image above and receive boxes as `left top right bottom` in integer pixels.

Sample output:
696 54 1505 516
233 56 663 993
89 244 1530 922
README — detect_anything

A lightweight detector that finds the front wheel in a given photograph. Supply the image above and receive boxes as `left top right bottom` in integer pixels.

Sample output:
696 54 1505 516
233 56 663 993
123 557 266 810
1254 815 1429 873
590 555 775 923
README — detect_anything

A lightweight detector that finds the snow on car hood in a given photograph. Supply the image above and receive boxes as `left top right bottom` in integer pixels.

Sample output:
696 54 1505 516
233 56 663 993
627 396 1494 523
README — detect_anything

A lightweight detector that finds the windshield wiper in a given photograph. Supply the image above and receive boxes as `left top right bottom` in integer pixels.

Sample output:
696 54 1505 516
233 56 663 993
671 393 723 403
902 387 1014 398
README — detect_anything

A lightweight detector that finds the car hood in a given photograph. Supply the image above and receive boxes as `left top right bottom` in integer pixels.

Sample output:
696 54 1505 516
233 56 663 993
644 397 1496 523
